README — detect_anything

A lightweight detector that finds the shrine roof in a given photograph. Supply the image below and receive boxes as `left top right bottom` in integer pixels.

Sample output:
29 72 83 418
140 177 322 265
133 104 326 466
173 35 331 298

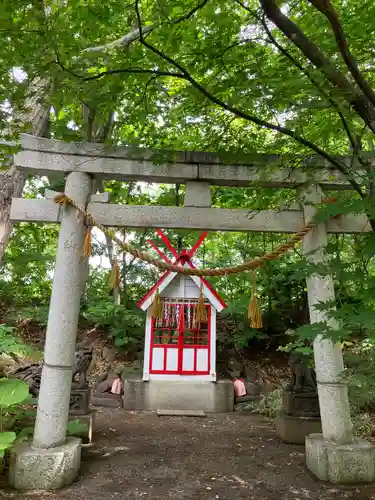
138 255 226 313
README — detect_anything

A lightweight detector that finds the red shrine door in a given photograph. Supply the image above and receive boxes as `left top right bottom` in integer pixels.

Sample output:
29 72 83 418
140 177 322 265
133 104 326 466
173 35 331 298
149 302 210 376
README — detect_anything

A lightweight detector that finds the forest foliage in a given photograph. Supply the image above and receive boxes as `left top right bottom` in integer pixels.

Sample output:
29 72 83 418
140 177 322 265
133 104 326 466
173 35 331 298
1 0 375 414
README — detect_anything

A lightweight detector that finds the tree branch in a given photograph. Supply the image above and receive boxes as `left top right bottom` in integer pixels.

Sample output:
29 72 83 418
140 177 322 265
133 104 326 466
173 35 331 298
236 3 367 169
307 0 375 108
133 0 364 196
83 0 209 53
56 59 185 81
83 26 154 53
258 0 375 135
234 0 369 175
83 67 185 81
261 13 357 149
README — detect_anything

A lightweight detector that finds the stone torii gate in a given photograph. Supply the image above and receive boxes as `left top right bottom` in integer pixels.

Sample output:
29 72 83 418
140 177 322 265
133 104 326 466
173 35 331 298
7 134 375 489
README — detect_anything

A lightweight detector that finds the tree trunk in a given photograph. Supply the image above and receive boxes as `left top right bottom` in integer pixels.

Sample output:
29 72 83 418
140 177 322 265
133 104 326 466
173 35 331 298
80 108 115 299
0 84 50 262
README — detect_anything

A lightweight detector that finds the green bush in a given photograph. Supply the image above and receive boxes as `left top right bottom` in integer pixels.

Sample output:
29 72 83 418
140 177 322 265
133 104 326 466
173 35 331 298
83 301 145 349
10 306 49 328
352 413 375 440
257 389 283 418
0 324 37 358
0 378 31 461
346 342 375 415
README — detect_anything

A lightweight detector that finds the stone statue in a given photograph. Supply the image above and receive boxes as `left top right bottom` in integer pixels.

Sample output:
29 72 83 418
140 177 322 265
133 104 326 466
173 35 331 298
286 352 317 393
91 366 125 407
276 351 321 444
10 363 42 396
72 345 93 388
11 345 93 395
96 366 124 394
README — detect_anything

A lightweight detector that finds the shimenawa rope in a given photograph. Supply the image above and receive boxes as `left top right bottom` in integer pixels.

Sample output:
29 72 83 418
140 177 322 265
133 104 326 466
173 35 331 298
54 193 317 278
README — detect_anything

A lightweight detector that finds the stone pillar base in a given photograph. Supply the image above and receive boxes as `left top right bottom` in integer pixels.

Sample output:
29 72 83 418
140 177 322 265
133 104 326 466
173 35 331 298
9 437 81 490
306 433 375 484
275 411 321 445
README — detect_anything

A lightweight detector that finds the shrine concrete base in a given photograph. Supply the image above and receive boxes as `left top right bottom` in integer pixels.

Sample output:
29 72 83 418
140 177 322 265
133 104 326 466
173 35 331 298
122 379 234 412
9 437 81 490
306 433 375 484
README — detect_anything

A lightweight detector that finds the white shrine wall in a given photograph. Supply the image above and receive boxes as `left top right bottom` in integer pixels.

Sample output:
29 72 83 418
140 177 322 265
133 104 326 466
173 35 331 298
143 275 217 382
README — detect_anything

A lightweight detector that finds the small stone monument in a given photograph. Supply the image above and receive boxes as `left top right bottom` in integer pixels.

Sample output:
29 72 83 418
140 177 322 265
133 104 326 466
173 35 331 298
11 346 95 442
228 359 262 404
276 353 321 444
91 367 124 408
69 346 93 415
69 346 95 443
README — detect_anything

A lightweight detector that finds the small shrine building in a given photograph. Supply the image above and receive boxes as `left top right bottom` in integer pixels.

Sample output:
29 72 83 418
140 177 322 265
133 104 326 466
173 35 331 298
138 250 226 382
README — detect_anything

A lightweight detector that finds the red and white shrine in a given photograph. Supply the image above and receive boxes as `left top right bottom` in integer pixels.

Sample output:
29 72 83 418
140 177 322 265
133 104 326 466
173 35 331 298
138 229 226 382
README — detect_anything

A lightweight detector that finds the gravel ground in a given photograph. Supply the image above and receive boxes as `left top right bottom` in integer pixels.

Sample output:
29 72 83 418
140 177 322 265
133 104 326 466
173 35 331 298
2 409 375 500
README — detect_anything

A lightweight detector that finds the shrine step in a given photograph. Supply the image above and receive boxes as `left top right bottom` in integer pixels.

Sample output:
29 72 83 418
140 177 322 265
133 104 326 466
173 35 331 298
157 409 206 417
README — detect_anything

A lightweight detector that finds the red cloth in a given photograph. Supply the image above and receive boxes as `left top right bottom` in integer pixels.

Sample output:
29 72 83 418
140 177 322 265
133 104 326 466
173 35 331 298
111 377 123 395
233 378 246 397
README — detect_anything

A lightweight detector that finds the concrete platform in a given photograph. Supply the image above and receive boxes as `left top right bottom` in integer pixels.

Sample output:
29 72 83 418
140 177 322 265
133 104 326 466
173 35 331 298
91 392 123 408
235 394 260 404
306 433 375 484
275 411 321 445
122 379 234 412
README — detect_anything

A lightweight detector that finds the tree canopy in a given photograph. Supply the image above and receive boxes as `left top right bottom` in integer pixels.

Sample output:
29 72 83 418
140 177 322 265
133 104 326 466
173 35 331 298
2 0 375 356
2 0 375 158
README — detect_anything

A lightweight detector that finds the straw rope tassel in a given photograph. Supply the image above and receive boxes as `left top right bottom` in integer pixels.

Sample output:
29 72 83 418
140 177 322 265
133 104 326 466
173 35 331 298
109 259 121 289
150 288 163 319
83 226 92 257
195 284 207 324
248 271 263 329
54 193 69 205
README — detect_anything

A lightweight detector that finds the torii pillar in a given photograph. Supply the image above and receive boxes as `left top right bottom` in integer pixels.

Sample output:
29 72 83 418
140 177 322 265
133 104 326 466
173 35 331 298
301 185 375 484
9 172 92 490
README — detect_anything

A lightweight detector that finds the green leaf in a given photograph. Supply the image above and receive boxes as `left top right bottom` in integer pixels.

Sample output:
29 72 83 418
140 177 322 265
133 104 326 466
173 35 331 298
294 346 313 356
67 419 88 437
0 431 16 452
0 379 30 408
22 396 38 406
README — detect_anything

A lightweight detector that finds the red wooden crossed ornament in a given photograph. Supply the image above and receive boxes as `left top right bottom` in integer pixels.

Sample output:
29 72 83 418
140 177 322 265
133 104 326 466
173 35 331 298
147 229 208 322
147 229 208 265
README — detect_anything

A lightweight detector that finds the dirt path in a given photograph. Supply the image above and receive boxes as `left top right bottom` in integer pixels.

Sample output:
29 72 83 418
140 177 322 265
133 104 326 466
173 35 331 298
2 409 375 500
